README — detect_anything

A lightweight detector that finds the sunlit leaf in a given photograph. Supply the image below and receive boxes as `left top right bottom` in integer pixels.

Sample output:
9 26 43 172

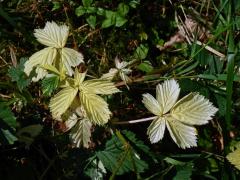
142 93 162 116
156 79 180 114
82 79 120 94
171 93 218 125
227 148 240 170
147 117 166 143
166 116 197 149
34 21 69 48
49 86 78 119
79 92 111 125
61 48 84 76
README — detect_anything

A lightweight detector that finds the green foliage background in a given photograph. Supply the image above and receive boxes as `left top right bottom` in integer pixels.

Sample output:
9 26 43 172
0 0 240 179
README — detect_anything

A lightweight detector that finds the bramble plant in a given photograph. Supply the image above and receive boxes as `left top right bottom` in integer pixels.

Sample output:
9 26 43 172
1 0 240 179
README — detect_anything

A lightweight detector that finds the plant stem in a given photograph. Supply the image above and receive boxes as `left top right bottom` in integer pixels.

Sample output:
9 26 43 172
113 116 157 125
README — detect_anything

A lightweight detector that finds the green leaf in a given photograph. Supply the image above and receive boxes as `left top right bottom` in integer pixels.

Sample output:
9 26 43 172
75 6 86 16
173 162 193 180
41 75 59 96
82 0 93 7
117 3 129 16
115 15 127 27
214 94 226 116
134 44 149 60
1 129 17 144
85 6 96 13
137 61 153 73
52 2 61 11
86 15 96 29
102 11 116 28
129 0 140 8
96 130 148 175
8 57 31 91
0 103 16 128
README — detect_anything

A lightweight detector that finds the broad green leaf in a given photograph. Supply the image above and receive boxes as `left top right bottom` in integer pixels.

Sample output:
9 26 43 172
34 21 69 48
166 116 197 149
41 75 59 96
52 2 61 11
17 124 43 147
156 79 180 115
147 117 166 143
134 44 148 60
85 159 106 179
117 3 129 16
173 162 193 180
49 86 78 119
86 15 96 29
82 0 93 7
61 47 84 76
8 57 31 91
70 118 92 148
81 79 120 94
96 131 148 175
0 103 16 128
79 92 111 125
171 93 218 125
75 6 86 16
1 129 17 144
227 148 240 170
115 15 127 27
137 61 153 73
24 47 57 81
142 93 162 116
102 11 116 28
129 0 140 8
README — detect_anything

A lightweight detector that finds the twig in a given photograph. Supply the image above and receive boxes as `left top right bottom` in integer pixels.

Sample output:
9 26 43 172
112 116 157 125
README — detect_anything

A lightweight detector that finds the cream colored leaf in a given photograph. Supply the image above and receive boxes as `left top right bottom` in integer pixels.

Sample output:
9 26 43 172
227 148 240 170
147 117 166 143
41 64 61 75
79 92 111 125
81 79 120 94
49 86 78 119
166 116 197 149
171 93 218 125
70 118 92 148
142 93 162 116
24 47 57 81
119 71 131 83
61 48 84 76
101 68 118 80
156 79 180 114
74 70 86 87
34 21 69 48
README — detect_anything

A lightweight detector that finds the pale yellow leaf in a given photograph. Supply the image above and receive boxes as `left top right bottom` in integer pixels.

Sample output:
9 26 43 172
49 86 78 119
70 118 92 148
227 148 240 170
101 68 118 80
24 47 57 80
61 48 84 76
166 116 197 149
74 69 86 86
79 92 111 125
171 93 218 125
81 79 120 94
156 79 180 114
147 117 166 143
142 93 162 116
34 21 69 48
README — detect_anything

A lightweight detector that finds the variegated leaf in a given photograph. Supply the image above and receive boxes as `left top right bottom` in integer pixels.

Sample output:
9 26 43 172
142 93 162 116
227 148 240 170
166 116 197 149
79 92 111 125
49 86 78 119
70 118 92 148
24 47 57 81
61 48 84 76
81 79 120 94
147 117 166 143
156 79 180 115
171 93 218 125
34 21 69 48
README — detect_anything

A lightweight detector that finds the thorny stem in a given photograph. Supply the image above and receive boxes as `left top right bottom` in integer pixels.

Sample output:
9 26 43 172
113 116 157 125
